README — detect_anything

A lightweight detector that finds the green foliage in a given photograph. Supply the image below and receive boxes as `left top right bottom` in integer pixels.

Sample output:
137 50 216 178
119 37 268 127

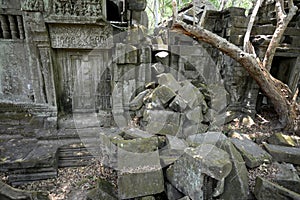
145 0 253 31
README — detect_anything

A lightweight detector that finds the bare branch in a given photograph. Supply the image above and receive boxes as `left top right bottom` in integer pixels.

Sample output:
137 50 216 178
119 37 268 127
172 21 299 131
243 0 264 55
262 0 298 71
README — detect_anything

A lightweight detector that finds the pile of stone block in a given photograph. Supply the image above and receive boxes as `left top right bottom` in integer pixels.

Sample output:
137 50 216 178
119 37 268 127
129 72 230 139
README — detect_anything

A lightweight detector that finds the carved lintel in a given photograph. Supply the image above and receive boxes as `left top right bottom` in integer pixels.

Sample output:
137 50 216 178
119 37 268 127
21 0 44 12
49 24 112 49
51 0 102 17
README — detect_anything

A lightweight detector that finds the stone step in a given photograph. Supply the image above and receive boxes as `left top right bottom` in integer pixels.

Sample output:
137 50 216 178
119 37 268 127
8 170 57 186
58 144 95 167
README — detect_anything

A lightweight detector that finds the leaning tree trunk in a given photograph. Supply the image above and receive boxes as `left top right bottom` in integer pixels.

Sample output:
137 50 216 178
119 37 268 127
172 21 299 133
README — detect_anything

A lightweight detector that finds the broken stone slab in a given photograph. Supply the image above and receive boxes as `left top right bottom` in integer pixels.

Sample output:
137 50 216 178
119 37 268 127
157 73 181 93
143 110 181 136
218 139 249 200
207 84 229 112
231 138 272 168
185 106 203 124
0 141 59 185
129 89 151 111
87 178 117 200
151 85 177 106
165 181 185 200
181 123 209 139
165 135 188 150
118 149 164 199
267 132 296 147
273 162 300 194
203 109 217 123
159 135 187 167
151 63 166 76
116 43 138 64
264 143 300 165
169 95 188 112
159 149 185 167
178 80 205 109
0 181 49 200
120 127 153 140
166 144 232 200
254 176 300 200
187 132 249 200
187 132 228 147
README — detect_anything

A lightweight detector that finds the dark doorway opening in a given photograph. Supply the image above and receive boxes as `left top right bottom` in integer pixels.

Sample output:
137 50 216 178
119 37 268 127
256 56 297 111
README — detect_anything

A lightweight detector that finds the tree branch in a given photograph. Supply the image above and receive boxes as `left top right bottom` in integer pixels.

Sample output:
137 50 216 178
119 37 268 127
243 0 264 55
262 0 298 71
172 21 298 131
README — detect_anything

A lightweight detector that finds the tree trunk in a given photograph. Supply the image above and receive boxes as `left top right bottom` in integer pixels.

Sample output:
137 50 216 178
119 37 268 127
172 22 299 133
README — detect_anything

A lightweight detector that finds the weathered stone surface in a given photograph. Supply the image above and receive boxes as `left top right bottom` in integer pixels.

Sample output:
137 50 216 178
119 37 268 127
157 73 181 92
218 140 249 200
231 138 272 168
151 63 166 75
166 144 232 200
165 181 185 200
203 109 217 123
159 135 187 167
208 84 229 112
181 123 209 139
178 197 191 200
187 132 249 200
129 89 150 111
140 196 156 200
159 149 184 167
118 150 164 199
165 135 187 150
0 181 49 200
273 162 300 194
264 143 300 165
116 43 138 64
254 176 300 200
169 95 188 112
152 85 176 106
178 81 205 109
185 106 203 124
87 178 117 200
120 127 153 139
144 110 181 136
187 132 227 147
112 137 159 153
268 132 296 147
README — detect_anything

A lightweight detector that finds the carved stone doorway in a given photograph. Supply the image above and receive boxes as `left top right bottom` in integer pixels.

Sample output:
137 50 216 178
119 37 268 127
55 50 112 116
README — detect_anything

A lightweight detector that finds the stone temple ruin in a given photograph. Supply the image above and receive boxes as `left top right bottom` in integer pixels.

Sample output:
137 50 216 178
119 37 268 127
0 0 300 199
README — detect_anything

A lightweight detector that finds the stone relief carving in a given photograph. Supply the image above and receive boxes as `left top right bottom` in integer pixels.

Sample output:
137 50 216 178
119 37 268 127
49 24 112 48
52 0 102 17
21 0 44 11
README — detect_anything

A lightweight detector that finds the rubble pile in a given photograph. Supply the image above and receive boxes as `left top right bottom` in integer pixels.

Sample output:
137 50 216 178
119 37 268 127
129 69 230 139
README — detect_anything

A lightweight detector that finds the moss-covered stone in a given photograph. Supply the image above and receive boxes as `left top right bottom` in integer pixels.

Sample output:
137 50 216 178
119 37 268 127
0 181 49 200
87 178 117 200
231 138 272 168
166 144 232 200
111 137 159 153
267 132 296 147
264 143 300 165
254 176 300 200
